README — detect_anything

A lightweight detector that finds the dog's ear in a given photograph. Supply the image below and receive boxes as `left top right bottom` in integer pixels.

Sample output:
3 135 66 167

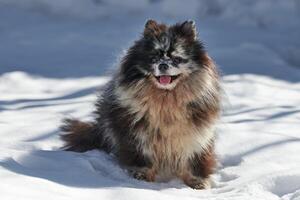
180 20 197 41
144 19 166 38
145 19 158 30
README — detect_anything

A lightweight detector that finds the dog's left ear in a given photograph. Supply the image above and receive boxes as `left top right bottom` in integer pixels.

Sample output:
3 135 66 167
180 20 197 40
144 19 166 38
144 19 159 37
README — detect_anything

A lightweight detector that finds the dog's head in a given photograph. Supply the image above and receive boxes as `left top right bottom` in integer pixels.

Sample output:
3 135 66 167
120 20 207 90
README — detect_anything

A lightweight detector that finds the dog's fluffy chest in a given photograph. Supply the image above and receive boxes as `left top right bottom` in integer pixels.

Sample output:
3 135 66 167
117 83 215 171
137 120 214 174
135 101 214 171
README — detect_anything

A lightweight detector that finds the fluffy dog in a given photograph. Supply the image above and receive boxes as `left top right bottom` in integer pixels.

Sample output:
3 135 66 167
61 20 221 189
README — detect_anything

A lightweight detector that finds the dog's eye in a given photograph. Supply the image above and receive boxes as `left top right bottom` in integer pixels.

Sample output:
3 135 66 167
151 57 158 63
173 56 183 64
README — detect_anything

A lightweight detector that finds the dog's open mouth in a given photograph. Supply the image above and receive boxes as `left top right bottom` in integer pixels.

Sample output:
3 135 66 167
155 75 180 85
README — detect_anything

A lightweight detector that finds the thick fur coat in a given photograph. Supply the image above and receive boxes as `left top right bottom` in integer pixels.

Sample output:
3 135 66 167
61 20 221 189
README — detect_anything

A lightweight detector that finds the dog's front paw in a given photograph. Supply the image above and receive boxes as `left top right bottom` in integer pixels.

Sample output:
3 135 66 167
132 170 148 181
128 168 156 182
181 175 211 190
187 178 211 190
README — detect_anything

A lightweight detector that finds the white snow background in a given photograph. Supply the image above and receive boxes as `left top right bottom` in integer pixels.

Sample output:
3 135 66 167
0 1 300 200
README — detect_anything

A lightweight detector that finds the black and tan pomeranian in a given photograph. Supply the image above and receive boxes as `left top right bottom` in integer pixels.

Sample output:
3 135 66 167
61 20 221 189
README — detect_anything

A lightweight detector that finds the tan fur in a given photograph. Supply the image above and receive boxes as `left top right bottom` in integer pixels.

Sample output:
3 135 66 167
115 57 220 179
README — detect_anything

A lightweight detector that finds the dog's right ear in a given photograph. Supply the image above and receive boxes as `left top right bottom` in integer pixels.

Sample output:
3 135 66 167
144 19 165 38
145 19 158 30
144 19 159 37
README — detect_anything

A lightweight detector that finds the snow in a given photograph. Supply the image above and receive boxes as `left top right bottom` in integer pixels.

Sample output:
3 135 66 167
1 1 300 200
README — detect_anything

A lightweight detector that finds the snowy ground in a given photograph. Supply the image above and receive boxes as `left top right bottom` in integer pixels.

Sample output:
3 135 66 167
1 72 300 200
1 1 300 200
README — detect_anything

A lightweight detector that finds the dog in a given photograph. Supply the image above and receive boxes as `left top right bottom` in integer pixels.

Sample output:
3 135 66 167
61 20 221 189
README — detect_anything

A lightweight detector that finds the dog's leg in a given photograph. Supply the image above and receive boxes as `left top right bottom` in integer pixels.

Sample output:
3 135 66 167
180 172 212 189
128 166 156 182
117 147 156 182
180 145 216 189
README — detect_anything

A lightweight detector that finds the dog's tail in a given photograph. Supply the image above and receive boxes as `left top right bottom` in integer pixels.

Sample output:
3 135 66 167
60 118 103 152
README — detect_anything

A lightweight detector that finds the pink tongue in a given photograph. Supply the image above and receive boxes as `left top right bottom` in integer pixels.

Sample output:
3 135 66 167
159 76 172 85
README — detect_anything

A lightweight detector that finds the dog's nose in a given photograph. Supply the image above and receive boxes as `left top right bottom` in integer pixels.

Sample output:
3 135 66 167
158 63 169 71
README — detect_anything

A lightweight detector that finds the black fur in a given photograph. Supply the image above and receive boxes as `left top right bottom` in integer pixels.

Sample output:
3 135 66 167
61 20 221 189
